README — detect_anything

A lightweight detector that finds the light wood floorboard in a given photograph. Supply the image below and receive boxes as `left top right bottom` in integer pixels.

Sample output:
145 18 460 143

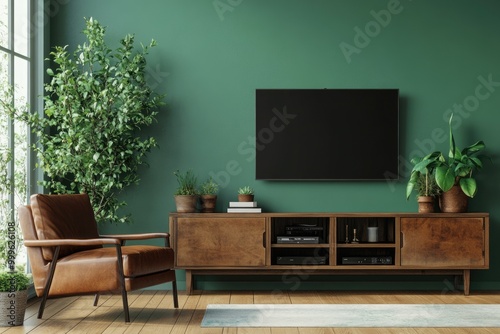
4 290 500 333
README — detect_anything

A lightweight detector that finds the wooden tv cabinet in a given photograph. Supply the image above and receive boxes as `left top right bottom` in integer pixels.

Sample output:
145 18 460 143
169 212 489 295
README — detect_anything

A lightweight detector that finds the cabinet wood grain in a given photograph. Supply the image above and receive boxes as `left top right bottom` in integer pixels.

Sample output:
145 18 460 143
175 217 266 267
169 212 489 295
401 217 486 268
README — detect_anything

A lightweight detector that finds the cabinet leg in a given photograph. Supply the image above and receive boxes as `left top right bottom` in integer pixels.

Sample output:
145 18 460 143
463 269 470 296
185 270 193 295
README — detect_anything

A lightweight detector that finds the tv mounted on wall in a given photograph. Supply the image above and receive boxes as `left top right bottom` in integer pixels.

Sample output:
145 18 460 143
255 89 399 180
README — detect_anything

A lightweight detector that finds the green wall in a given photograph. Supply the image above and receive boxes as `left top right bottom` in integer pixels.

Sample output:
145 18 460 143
49 0 500 291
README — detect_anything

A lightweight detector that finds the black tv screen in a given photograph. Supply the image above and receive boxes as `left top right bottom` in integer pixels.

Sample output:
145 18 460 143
255 89 399 180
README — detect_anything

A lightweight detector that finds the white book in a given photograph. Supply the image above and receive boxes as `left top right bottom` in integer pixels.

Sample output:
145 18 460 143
227 207 262 213
228 201 258 208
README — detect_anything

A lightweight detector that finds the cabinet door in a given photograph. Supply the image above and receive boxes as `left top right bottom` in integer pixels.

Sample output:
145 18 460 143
175 217 266 267
400 217 485 267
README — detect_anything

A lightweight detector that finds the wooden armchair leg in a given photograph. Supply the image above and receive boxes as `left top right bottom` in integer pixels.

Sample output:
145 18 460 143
172 280 179 308
115 245 130 322
93 293 100 306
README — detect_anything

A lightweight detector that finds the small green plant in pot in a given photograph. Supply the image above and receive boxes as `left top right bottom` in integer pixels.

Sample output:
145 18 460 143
406 151 441 213
0 268 31 326
200 177 219 213
237 186 254 202
173 170 198 213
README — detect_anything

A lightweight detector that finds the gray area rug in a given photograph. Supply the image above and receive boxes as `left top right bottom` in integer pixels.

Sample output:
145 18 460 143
201 304 500 327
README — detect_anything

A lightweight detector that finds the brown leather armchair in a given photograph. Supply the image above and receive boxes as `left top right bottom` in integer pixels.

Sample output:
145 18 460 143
18 193 178 322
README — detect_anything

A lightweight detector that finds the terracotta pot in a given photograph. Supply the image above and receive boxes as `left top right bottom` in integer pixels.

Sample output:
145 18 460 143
440 185 469 213
238 194 254 202
417 196 435 213
174 195 198 213
200 195 217 213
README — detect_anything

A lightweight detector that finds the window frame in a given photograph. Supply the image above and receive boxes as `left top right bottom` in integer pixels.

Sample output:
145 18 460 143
1 0 45 285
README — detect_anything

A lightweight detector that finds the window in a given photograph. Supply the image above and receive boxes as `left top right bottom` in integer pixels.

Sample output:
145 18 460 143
0 0 43 269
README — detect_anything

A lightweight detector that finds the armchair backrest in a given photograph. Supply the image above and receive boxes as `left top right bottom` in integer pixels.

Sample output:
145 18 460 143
18 204 49 294
29 193 101 261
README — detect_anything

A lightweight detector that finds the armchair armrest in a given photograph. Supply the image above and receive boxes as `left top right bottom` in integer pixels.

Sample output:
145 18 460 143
100 233 171 247
24 238 121 248
100 233 170 240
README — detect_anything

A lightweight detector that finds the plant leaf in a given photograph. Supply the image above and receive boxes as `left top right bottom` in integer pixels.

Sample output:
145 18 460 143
462 140 485 155
435 166 455 192
448 113 457 159
460 178 477 198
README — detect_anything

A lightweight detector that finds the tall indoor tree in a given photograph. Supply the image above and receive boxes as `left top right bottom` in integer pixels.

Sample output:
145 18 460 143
14 18 164 224
0 85 27 268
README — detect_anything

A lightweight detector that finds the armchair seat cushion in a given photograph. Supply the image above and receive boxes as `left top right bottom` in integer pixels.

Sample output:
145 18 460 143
58 245 174 277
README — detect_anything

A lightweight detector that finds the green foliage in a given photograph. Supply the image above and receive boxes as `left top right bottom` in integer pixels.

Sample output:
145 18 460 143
12 18 164 224
238 186 254 195
414 173 440 198
200 177 219 195
174 170 198 196
0 267 31 292
406 151 441 200
0 85 27 272
434 114 489 197
407 114 489 199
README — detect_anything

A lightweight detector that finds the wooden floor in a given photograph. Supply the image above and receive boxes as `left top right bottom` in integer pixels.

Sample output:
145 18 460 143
2 290 500 333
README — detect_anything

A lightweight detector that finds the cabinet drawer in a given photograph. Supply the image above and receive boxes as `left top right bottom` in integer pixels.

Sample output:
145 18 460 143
400 217 485 268
175 217 266 267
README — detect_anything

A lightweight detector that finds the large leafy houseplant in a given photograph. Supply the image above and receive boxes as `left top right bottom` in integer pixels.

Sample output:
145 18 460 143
434 114 488 198
407 114 488 212
12 18 163 224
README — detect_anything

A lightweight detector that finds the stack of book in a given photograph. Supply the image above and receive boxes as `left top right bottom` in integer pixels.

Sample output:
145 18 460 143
227 201 262 213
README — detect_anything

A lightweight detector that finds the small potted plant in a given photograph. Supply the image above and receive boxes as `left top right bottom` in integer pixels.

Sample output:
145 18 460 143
200 177 219 213
237 186 254 202
407 172 440 213
0 214 31 327
173 170 198 213
406 152 441 213
0 267 31 326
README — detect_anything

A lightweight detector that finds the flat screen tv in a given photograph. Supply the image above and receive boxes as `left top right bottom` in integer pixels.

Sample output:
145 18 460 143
255 89 399 180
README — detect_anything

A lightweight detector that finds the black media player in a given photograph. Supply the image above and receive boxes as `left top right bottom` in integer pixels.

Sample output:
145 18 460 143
341 256 392 265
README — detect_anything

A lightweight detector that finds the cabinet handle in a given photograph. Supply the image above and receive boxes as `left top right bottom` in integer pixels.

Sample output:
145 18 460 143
263 231 266 248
